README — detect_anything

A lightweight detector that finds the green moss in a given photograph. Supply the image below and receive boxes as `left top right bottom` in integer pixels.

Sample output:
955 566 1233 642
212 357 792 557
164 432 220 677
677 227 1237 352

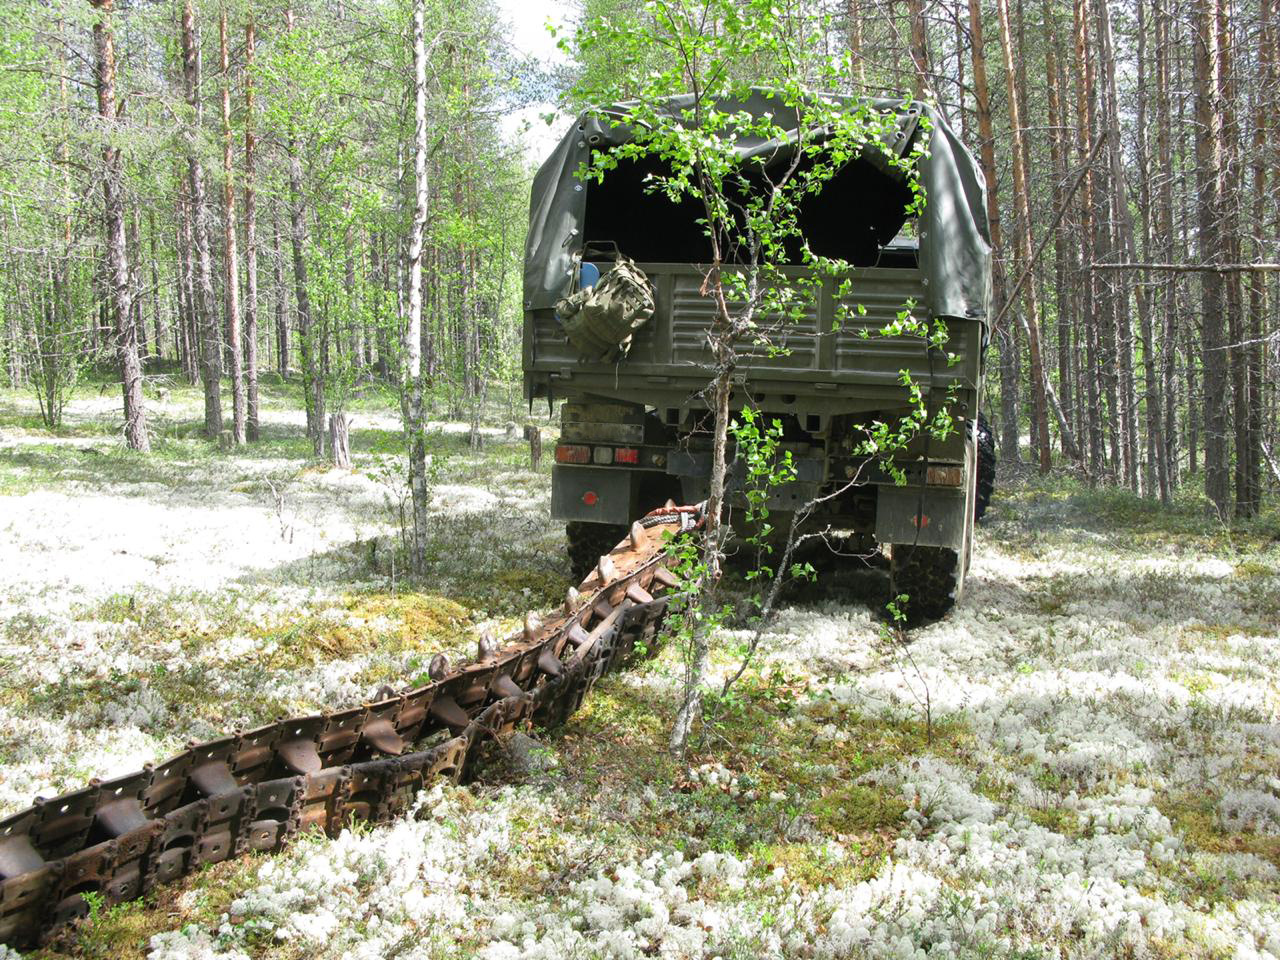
28 854 271 960
812 782 908 834
343 591 473 645
1159 794 1280 868
244 592 473 671
1025 806 1078 833
752 840 889 890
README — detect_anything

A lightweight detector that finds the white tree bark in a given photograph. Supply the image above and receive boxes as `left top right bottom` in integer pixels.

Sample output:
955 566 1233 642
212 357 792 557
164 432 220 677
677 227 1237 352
405 0 431 571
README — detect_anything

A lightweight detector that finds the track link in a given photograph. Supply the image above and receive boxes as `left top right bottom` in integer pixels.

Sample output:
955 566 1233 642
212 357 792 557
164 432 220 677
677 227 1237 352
0 507 699 950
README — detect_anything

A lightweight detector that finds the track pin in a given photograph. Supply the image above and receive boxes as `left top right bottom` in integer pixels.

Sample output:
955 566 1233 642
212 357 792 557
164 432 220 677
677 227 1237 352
629 521 645 548
564 586 580 614
477 630 498 662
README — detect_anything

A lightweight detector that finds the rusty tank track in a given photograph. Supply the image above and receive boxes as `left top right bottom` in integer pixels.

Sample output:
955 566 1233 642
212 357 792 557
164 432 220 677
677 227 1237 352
0 506 701 950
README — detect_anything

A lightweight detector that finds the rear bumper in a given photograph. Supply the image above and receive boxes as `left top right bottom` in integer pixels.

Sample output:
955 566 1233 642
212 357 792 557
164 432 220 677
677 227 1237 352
555 450 972 549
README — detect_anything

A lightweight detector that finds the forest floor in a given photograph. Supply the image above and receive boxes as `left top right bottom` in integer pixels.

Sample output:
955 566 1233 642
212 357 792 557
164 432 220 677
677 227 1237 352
2 376 1280 960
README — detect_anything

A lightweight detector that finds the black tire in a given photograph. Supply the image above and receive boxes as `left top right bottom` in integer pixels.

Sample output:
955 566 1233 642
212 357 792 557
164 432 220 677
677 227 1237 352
889 544 961 624
566 521 628 583
974 412 996 522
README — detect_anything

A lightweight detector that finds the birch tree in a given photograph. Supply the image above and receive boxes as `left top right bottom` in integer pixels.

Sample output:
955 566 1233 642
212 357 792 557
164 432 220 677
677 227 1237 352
405 0 431 571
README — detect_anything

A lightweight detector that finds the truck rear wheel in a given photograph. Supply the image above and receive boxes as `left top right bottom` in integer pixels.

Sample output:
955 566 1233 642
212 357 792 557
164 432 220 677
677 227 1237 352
974 412 995 522
888 544 962 623
566 521 628 584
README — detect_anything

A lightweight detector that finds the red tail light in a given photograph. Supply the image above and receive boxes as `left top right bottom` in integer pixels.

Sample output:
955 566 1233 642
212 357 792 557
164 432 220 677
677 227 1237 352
615 447 640 464
555 444 590 464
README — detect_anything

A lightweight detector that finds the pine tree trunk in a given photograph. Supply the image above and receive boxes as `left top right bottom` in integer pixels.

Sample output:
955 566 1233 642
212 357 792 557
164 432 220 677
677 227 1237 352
1133 0 1167 501
92 0 148 451
996 0 1051 473
1245 0 1275 513
285 3 323 455
1156 6 1180 492
220 9 245 446
906 0 931 98
967 0 1017 460
1043 4 1076 455
1096 0 1141 491
272 209 288 376
243 15 261 441
148 211 162 363
1193 0 1230 516
846 0 866 87
175 177 199 384
181 0 223 440
1215 0 1251 518
1073 0 1104 478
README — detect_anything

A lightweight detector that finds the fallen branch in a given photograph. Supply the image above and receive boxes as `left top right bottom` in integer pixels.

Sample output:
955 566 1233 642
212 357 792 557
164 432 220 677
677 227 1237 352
1089 262 1280 273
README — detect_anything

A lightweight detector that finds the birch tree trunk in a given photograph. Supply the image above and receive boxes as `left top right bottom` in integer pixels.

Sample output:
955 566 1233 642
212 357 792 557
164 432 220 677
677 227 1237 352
405 0 431 572
91 0 149 452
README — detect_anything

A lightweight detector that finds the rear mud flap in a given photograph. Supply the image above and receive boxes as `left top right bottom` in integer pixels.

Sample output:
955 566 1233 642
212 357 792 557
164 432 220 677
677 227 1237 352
875 483 968 550
551 465 638 525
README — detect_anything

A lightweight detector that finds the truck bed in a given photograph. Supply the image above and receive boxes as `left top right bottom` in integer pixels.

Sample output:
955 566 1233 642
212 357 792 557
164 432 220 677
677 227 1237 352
524 263 983 417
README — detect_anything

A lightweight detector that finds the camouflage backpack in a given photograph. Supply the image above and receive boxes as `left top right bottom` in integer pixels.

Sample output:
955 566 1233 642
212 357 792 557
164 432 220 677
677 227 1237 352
556 256 655 363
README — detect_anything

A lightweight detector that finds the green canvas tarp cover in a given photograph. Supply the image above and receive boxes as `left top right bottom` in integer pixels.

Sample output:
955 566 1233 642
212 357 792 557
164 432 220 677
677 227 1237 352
523 90 991 325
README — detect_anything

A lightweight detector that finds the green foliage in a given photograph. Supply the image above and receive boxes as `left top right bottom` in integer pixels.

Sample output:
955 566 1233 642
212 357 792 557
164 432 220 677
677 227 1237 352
732 407 795 579
564 1 965 748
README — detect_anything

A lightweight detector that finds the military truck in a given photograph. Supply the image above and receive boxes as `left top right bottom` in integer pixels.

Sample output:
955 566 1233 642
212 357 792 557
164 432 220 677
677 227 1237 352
523 92 995 618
